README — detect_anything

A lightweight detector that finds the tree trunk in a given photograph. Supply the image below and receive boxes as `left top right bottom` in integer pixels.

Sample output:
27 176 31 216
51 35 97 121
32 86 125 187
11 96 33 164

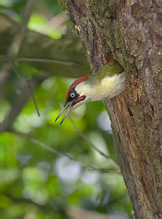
60 1 162 218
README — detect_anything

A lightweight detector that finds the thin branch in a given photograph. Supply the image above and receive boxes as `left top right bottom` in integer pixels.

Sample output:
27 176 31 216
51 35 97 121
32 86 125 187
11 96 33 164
26 80 40 117
6 194 67 214
8 130 34 137
31 139 67 157
11 63 40 117
31 139 120 174
11 62 24 80
0 56 78 66
0 74 49 133
17 57 78 66
69 117 120 170
42 11 67 33
0 0 37 93
8 0 37 59
0 14 90 80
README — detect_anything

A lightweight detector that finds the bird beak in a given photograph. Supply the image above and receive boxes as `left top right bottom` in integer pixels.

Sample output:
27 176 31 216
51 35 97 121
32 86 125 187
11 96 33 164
55 102 74 125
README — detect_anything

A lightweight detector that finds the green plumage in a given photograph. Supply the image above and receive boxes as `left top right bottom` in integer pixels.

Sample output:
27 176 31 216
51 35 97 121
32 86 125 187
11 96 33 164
96 60 123 78
88 60 124 86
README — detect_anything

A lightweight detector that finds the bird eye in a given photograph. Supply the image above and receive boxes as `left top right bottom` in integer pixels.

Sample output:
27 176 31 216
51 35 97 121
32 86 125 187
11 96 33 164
70 92 75 98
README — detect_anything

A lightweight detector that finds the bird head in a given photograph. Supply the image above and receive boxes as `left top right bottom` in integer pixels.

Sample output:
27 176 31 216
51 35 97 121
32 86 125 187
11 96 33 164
55 75 90 124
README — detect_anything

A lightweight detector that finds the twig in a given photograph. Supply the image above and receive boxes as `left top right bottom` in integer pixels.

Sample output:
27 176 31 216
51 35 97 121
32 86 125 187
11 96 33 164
6 194 66 213
8 130 34 137
26 80 40 117
0 56 78 66
42 11 67 33
31 139 66 157
12 63 40 117
0 0 37 93
31 139 120 174
17 57 78 66
69 117 120 170
0 74 48 133
11 62 24 80
8 0 37 59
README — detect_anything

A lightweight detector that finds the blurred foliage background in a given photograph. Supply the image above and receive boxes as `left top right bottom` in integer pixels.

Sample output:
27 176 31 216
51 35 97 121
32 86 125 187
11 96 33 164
0 0 132 218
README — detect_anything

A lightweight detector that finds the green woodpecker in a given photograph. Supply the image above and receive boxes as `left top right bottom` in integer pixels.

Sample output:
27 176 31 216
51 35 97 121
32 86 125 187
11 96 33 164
55 60 125 124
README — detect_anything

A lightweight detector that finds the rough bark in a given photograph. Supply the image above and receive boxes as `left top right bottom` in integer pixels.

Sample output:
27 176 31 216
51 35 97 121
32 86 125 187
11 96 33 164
60 0 162 218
